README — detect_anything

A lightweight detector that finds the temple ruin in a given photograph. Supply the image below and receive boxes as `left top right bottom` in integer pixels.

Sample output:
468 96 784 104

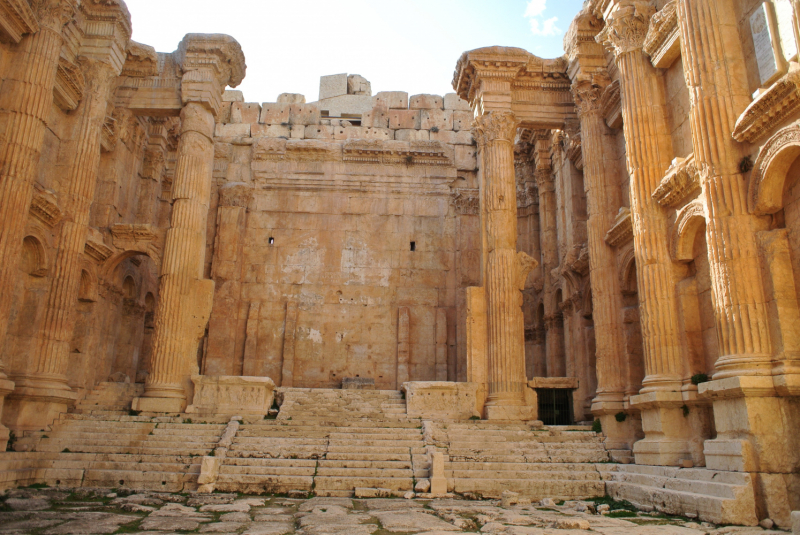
0 0 797 529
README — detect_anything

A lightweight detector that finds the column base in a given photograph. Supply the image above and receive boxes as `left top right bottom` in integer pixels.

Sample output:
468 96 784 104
592 400 642 452
131 396 186 413
630 391 693 466
3 384 78 432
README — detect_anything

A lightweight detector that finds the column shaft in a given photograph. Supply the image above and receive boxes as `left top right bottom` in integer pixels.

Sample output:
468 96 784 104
0 16 65 363
474 112 536 419
573 102 627 402
678 0 772 377
140 102 216 408
26 61 117 390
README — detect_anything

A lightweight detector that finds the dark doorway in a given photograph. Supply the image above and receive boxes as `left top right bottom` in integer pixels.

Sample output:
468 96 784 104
537 388 573 425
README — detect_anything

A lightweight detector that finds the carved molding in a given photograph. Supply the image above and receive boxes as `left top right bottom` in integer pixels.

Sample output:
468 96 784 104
643 1 680 68
100 115 117 152
601 80 622 129
652 155 701 208
29 185 62 228
53 56 85 111
733 65 800 144
672 200 706 262
597 1 655 57
121 40 158 77
749 122 800 215
0 0 38 43
605 207 633 247
343 139 453 166
571 72 611 117
84 237 114 263
111 224 158 243
451 188 479 215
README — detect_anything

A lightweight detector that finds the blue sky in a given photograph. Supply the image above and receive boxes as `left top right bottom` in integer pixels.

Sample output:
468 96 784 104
125 0 585 103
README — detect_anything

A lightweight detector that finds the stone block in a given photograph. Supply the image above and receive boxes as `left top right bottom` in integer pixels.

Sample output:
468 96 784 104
362 127 393 140
374 91 408 109
218 101 232 123
444 92 471 110
388 109 420 129
260 103 291 125
455 145 477 170
791 510 799 535
402 381 481 419
251 124 290 138
223 90 244 102
342 377 375 389
289 104 321 126
362 107 390 128
421 109 453 130
290 124 305 139
454 130 474 145
278 93 306 104
395 129 429 141
355 487 392 498
185 375 276 415
430 129 457 144
319 73 348 100
215 123 251 138
231 102 261 123
409 94 443 110
347 74 371 95
304 125 334 140
452 110 474 131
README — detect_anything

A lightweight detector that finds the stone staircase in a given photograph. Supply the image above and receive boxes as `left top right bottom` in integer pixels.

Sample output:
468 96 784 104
216 388 427 496
428 421 612 499
72 381 145 415
606 464 758 525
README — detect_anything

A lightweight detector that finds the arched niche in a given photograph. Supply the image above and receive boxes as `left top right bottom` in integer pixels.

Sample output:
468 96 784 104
750 123 800 215
619 246 637 294
673 200 707 262
21 235 47 277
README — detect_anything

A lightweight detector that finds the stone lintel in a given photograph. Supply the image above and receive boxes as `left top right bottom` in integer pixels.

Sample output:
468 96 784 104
528 377 579 389
0 0 38 44
643 0 680 69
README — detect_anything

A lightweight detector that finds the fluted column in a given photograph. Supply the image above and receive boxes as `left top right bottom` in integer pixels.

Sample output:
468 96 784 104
572 78 628 407
0 0 73 385
133 34 246 413
21 60 118 393
600 1 697 466
678 0 772 378
474 111 538 420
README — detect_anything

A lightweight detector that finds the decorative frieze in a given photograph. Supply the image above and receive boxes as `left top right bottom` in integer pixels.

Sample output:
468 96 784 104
604 207 633 247
643 1 680 69
652 156 701 208
343 140 452 166
733 64 800 143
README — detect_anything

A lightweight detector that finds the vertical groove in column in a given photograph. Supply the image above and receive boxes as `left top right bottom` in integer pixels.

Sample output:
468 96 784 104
678 0 772 375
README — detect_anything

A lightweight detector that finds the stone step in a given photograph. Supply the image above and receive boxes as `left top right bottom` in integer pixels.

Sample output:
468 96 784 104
318 459 412 469
214 474 314 493
446 469 601 480
225 458 317 468
315 467 412 478
449 477 606 499
219 464 316 477
446 461 605 471
324 452 413 462
313 476 413 492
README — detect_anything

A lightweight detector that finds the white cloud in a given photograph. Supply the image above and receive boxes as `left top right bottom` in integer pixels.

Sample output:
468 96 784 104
524 0 547 18
530 16 561 36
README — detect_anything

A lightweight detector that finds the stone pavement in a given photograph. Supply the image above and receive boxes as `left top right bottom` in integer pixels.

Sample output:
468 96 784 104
0 487 789 535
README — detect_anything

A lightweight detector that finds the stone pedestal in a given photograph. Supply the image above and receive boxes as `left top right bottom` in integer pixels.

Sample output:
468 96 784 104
403 381 481 420
0 376 16 448
630 392 692 466
185 375 275 416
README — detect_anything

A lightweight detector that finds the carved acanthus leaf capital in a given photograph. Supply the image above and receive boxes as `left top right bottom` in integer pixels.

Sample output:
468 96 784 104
31 0 76 31
177 33 246 88
571 72 611 117
597 1 655 57
472 111 518 148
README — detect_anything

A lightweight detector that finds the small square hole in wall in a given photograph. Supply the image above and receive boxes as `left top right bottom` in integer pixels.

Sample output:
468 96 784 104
410 241 416 251
269 237 274 245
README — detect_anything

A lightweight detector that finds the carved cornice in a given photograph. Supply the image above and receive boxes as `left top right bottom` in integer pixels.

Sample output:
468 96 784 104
605 207 633 247
473 111 518 147
29 185 62 228
53 56 85 112
343 139 453 166
84 236 114 263
564 11 604 63
652 155 701 208
733 65 800 143
643 1 680 68
77 0 132 74
0 0 38 43
451 188 479 215
597 1 655 57
121 41 158 77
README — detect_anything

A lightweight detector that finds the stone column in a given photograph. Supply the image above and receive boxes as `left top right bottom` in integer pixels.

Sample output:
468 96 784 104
4 1 130 432
133 34 245 413
473 111 537 420
600 1 692 465
0 0 73 443
571 77 628 414
678 0 797 522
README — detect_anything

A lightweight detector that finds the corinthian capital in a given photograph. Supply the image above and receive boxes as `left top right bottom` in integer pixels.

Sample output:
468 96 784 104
597 1 655 57
176 33 246 116
571 71 611 117
472 111 518 148
31 0 76 31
